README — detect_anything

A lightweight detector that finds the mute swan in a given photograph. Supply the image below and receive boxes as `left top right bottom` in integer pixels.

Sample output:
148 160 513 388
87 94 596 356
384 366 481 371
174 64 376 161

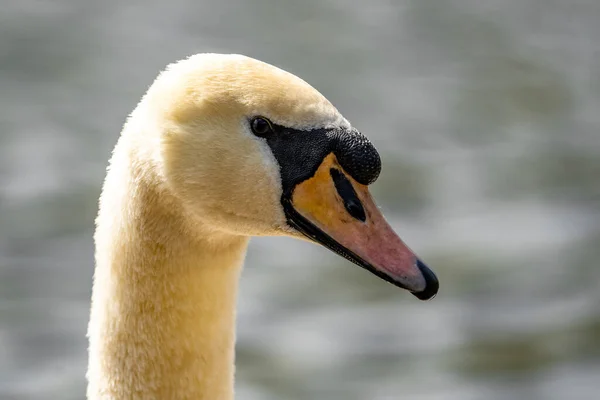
87 53 438 400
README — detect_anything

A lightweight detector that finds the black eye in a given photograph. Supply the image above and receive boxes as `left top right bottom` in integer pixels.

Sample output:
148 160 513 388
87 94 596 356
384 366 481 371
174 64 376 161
250 117 273 137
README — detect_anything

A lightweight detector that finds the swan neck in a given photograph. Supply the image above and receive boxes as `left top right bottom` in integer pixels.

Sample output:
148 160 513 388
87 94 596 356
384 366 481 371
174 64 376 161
87 164 248 400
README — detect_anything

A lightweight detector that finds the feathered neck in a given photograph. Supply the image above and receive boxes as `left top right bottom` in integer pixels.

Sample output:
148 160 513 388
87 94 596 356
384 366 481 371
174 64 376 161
87 142 248 399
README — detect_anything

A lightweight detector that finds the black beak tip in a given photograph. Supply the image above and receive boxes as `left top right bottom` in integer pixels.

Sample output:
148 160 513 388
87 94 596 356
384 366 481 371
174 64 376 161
411 259 439 301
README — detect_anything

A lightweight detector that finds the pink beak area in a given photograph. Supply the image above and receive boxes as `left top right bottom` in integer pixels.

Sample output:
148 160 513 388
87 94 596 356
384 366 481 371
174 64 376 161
285 154 438 300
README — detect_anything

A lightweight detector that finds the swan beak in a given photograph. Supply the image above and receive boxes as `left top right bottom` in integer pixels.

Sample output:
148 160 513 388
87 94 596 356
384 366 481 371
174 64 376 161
284 154 438 300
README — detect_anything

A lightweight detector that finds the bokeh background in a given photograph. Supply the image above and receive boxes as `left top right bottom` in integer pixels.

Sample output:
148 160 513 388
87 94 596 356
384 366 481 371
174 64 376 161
1 1 599 399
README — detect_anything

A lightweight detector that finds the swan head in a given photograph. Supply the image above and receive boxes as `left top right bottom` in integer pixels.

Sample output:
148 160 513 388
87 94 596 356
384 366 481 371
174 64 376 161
137 53 438 300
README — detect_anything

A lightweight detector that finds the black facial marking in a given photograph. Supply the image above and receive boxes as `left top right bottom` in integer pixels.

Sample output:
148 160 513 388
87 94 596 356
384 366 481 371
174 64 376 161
259 124 331 195
330 168 366 222
254 119 381 196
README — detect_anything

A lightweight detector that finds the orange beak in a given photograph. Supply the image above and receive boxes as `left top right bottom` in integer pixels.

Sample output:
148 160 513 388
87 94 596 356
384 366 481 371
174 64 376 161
283 153 438 300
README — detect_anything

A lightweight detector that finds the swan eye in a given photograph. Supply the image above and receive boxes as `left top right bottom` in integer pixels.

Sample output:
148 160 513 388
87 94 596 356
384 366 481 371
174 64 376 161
250 117 273 137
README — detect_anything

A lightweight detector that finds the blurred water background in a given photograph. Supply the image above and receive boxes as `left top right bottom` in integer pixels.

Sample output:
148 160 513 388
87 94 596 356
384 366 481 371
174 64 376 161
1 1 599 399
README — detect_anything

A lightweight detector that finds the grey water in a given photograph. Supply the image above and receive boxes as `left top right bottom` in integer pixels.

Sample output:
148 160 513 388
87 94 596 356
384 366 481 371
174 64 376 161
1 1 599 399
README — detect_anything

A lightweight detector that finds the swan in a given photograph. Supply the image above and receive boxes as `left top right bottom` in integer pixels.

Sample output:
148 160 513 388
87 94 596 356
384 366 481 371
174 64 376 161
87 53 439 400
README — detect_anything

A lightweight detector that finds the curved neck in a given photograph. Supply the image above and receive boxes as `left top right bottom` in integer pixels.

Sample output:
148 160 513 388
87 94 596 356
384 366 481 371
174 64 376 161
87 160 248 400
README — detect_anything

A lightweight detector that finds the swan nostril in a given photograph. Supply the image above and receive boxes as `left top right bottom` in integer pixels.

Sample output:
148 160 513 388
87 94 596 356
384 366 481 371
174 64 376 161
346 200 366 222
330 168 367 222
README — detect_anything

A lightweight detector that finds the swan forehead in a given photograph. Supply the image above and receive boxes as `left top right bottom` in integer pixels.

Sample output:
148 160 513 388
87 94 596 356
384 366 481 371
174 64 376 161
152 53 350 130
